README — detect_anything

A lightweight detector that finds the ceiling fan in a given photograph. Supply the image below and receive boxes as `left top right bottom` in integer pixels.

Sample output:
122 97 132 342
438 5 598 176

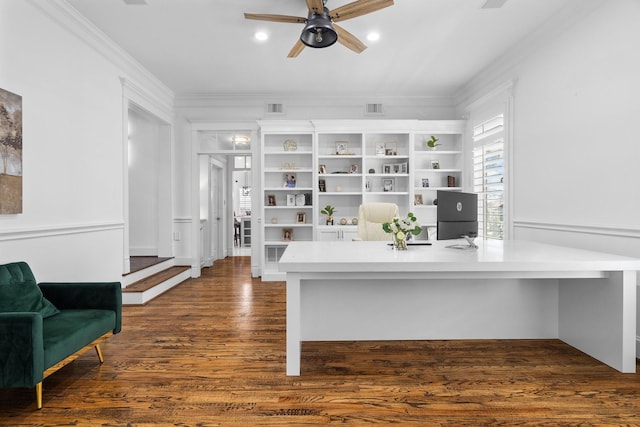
244 0 394 57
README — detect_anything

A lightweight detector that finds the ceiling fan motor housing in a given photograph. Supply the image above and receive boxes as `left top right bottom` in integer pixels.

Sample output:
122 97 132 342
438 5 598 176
300 7 338 48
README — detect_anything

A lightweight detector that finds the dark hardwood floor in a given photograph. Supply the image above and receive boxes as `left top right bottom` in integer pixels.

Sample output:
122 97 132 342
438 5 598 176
2 256 639 426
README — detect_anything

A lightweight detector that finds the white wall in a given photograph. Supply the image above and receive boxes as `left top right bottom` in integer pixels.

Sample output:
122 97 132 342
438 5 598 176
0 0 172 282
128 108 159 255
458 0 640 354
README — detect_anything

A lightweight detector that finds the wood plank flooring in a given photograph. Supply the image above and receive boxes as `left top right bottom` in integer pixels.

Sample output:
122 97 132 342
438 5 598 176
2 256 639 426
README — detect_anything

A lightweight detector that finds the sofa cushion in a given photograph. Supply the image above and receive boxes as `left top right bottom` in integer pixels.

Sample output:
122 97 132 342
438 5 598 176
42 309 116 369
0 282 60 319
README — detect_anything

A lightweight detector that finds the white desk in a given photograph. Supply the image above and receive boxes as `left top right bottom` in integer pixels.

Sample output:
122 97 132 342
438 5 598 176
278 239 639 375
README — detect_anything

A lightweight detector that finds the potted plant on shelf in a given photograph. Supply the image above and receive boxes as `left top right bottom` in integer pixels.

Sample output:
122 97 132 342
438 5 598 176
320 205 336 225
426 135 440 150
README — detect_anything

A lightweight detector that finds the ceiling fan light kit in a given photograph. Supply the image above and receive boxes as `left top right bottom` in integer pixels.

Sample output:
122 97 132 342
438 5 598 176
244 0 394 57
301 8 338 48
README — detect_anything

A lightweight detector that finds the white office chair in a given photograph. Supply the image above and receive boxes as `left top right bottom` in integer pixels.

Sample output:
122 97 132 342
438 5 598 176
354 202 399 241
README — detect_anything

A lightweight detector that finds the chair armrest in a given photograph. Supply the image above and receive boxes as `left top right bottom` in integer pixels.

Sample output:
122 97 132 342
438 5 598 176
38 282 122 334
0 313 44 388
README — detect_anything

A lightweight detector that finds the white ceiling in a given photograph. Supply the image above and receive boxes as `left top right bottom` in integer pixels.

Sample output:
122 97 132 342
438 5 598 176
66 0 574 97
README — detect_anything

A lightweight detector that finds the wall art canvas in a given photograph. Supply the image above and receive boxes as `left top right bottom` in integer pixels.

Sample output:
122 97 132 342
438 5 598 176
0 88 22 214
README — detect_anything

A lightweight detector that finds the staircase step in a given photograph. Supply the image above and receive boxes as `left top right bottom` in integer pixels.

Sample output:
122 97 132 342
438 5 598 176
122 266 192 305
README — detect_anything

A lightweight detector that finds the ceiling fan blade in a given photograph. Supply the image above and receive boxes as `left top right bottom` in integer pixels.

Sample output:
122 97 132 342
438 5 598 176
334 23 367 54
244 13 306 24
288 39 306 58
330 0 394 22
305 0 325 14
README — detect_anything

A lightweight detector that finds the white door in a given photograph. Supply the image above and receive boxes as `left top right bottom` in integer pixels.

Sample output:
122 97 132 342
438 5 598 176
210 161 225 261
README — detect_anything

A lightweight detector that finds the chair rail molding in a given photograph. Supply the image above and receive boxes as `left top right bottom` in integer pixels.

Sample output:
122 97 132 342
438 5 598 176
0 221 124 242
514 220 640 240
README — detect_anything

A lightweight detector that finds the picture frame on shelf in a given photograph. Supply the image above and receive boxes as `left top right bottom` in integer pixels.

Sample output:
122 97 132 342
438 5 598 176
296 212 306 224
295 194 306 206
414 194 423 205
319 164 327 174
383 164 392 174
392 163 401 174
385 142 397 156
431 159 440 169
283 228 293 241
382 178 394 192
286 194 296 206
375 143 386 156
421 178 430 188
318 179 326 192
335 141 349 155
400 162 408 174
267 194 276 206
284 173 297 187
350 164 359 174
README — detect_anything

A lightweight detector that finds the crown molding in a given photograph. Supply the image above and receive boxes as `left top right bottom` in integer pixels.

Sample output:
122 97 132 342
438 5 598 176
27 0 174 108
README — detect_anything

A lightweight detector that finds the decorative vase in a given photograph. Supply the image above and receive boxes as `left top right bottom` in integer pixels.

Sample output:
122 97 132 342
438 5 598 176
393 233 408 250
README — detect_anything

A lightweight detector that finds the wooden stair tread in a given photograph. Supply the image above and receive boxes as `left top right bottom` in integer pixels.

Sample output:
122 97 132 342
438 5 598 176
123 266 190 293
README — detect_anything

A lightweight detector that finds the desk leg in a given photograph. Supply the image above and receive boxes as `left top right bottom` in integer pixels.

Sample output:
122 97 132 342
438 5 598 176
559 270 636 373
286 273 301 376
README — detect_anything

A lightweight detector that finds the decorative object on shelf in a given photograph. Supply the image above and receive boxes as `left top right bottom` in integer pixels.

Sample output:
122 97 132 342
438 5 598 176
375 143 385 156
350 164 358 174
283 228 293 241
284 173 296 187
267 194 276 206
283 139 297 151
382 178 394 192
384 162 408 174
287 194 296 206
296 212 306 224
282 162 297 170
340 218 348 225
335 186 342 192
335 141 349 155
271 217 278 224
383 164 391 174
319 164 327 174
304 193 312 205
414 194 423 205
422 178 430 188
382 213 422 251
320 205 335 225
447 175 456 187
318 179 326 192
368 168 375 174
431 159 440 169
365 180 371 192
426 135 440 150
385 142 397 156
351 218 358 225
433 198 438 206
295 194 306 206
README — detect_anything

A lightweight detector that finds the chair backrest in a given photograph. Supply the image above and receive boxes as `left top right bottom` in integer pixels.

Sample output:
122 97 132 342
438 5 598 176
357 203 399 241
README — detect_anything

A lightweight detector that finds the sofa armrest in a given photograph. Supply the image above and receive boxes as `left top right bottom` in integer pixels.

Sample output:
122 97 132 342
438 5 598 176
38 282 122 334
0 313 45 388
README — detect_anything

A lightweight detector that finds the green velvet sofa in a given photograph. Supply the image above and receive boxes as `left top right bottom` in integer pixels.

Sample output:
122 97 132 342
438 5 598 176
0 261 122 409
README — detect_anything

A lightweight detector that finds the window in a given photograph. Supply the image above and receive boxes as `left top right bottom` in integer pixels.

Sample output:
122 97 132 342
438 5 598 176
473 115 505 240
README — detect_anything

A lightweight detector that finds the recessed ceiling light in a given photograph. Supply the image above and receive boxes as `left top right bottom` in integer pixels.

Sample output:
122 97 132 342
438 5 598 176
254 31 269 42
367 32 380 42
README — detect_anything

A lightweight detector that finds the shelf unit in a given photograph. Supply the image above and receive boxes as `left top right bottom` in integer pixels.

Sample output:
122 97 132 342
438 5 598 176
258 120 466 281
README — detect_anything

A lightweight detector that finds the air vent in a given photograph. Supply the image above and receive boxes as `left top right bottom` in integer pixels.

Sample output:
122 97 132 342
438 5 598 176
123 0 148 5
365 103 384 115
266 103 284 114
481 0 507 9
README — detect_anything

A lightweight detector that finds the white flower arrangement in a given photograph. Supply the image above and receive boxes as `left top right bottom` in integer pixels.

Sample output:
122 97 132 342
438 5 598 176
382 213 422 241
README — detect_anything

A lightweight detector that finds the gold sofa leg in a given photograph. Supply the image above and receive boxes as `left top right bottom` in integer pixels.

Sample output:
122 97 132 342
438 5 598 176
36 382 43 410
95 344 104 364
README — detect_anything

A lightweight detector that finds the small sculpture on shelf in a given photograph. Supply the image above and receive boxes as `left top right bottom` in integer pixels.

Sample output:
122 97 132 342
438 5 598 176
320 205 335 225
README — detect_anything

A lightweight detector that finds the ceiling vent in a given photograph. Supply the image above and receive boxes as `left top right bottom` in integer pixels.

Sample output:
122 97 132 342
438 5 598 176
266 103 284 114
123 0 148 4
365 103 384 115
481 0 507 9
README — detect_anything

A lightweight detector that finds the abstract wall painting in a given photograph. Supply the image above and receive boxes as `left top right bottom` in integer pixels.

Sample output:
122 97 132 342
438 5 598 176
0 88 22 214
